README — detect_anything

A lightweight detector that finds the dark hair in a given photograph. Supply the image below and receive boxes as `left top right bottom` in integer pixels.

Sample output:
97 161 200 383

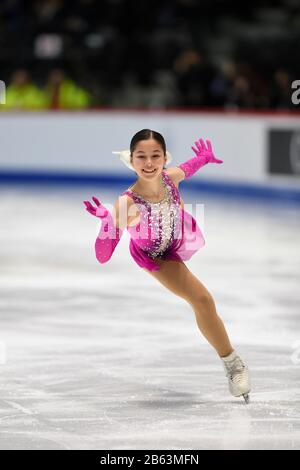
130 129 166 155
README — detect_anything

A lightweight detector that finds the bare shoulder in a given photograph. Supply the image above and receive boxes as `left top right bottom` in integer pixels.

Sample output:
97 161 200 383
116 193 134 207
165 167 185 186
114 193 135 215
113 193 139 229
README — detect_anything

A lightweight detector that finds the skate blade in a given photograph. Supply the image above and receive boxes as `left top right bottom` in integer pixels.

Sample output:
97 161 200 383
242 393 250 404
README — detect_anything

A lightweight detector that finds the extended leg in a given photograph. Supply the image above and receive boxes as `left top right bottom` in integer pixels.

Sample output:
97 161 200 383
143 259 234 357
144 259 251 402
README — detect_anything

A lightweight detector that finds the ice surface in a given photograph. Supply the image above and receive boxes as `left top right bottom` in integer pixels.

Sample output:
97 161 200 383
0 185 299 449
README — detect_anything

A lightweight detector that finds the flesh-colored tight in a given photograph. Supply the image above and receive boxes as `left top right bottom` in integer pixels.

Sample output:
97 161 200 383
143 259 234 358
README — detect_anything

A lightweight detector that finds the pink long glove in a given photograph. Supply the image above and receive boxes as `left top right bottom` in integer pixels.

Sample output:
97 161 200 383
179 138 223 179
83 196 123 264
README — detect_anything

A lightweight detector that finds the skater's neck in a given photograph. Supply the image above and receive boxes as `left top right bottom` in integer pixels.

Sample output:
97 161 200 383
134 174 165 198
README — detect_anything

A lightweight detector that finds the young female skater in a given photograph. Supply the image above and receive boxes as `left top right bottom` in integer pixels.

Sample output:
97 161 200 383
83 129 251 403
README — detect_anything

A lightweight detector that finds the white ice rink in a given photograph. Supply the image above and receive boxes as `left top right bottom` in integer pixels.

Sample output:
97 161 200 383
0 184 299 450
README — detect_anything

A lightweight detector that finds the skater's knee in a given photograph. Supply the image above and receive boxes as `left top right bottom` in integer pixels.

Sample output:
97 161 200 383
188 290 215 310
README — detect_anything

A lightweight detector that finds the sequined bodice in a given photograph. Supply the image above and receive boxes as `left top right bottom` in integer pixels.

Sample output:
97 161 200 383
122 171 182 259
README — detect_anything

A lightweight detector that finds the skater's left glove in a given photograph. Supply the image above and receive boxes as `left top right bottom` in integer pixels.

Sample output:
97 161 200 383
179 138 223 179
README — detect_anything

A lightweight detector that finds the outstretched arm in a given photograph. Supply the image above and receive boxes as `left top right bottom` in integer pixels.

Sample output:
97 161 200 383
178 138 223 179
83 196 127 264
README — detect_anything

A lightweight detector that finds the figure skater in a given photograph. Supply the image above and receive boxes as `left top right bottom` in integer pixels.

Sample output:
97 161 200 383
83 129 251 403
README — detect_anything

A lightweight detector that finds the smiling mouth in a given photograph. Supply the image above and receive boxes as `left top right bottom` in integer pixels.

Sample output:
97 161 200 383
143 169 156 173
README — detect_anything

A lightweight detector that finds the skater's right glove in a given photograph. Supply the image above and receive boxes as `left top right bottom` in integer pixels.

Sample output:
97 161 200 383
83 197 124 264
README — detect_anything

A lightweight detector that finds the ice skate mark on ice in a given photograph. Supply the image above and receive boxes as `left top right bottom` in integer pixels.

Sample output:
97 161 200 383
0 413 21 422
0 431 71 450
3 400 38 415
220 407 252 449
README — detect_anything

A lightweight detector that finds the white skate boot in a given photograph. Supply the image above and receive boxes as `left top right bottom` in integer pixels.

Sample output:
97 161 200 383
221 350 251 404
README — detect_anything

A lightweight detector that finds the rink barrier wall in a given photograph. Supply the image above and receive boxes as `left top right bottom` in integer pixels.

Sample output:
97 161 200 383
0 169 299 203
0 110 299 202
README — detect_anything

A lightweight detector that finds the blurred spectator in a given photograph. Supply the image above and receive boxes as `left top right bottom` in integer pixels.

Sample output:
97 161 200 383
173 48 217 107
1 0 299 111
225 75 255 109
269 68 294 110
111 69 179 109
4 69 47 110
31 0 67 30
210 60 237 107
44 69 91 109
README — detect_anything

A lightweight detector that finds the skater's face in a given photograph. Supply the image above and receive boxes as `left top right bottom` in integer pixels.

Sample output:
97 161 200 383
131 139 166 179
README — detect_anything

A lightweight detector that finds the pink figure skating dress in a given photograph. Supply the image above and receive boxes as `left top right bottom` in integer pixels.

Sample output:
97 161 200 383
86 138 223 272
119 170 205 271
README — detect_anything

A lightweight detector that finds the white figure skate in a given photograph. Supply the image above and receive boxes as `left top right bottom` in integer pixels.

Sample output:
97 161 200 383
222 351 251 404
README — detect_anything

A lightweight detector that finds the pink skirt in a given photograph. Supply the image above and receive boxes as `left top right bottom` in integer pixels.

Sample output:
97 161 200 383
127 208 205 271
